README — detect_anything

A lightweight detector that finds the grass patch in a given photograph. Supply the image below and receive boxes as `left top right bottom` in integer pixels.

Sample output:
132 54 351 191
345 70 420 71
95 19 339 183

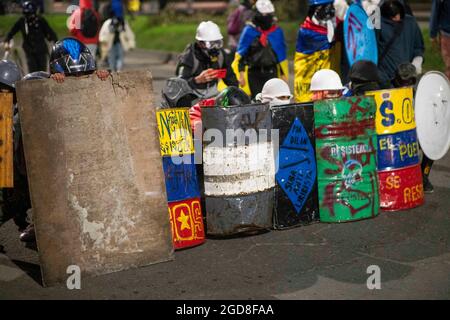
0 14 444 73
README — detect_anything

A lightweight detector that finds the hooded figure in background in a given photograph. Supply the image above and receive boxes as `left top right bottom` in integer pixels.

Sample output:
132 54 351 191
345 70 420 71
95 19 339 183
3 1 57 72
232 0 288 99
294 0 347 103
345 60 383 96
376 0 424 87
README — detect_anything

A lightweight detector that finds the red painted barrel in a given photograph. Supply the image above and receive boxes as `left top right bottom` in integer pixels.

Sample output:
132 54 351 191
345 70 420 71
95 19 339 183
378 164 424 211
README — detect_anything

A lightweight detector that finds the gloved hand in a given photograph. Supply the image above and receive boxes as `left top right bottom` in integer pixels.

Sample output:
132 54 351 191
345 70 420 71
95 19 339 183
411 56 423 75
334 0 349 20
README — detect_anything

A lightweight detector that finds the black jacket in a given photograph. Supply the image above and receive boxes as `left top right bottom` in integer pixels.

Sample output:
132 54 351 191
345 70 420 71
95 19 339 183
6 16 58 55
177 43 238 91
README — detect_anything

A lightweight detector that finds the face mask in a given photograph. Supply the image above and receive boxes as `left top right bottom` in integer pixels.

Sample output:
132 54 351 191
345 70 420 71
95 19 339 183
254 14 274 30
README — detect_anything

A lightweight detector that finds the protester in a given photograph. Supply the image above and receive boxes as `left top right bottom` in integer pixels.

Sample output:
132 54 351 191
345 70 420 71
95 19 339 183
68 0 101 57
345 60 382 96
233 0 288 99
255 78 292 106
0 60 32 242
430 0 450 80
3 1 57 73
294 0 347 103
99 15 135 72
309 68 344 101
376 0 424 87
176 21 238 99
227 0 256 53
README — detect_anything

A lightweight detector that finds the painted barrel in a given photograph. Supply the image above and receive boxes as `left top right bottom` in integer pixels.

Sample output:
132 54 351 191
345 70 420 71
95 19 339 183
202 104 274 236
314 96 380 223
156 108 205 249
271 103 319 229
367 87 424 211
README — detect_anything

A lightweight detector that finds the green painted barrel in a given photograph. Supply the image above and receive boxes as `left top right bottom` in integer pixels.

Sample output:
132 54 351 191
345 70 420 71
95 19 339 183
314 96 380 223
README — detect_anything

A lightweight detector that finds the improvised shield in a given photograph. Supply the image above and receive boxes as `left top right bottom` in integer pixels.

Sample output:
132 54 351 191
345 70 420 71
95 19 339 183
202 103 274 236
343 3 378 67
314 96 380 223
271 103 319 229
415 71 450 161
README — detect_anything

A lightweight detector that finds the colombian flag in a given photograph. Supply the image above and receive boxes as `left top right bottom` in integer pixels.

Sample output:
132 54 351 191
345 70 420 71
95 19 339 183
294 17 341 103
232 24 288 96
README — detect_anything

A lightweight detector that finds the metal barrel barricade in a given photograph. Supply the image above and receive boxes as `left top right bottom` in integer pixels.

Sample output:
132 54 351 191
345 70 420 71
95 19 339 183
270 103 319 229
367 87 424 211
156 107 205 249
202 104 274 236
314 96 380 223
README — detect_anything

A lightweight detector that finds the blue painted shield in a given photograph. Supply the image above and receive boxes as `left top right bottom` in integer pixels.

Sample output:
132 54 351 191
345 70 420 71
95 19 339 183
344 4 378 66
275 118 316 214
377 129 420 171
162 155 201 202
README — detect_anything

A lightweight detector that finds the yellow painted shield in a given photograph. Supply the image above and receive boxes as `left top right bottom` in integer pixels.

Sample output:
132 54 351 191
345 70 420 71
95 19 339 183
366 87 416 135
156 108 194 157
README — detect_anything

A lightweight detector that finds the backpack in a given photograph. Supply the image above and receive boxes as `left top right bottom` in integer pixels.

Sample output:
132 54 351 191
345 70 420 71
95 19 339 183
81 8 99 38
227 7 244 36
248 37 278 68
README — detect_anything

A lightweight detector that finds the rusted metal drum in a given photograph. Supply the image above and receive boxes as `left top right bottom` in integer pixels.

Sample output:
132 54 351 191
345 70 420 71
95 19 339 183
202 104 274 236
367 87 424 211
271 103 319 229
156 108 205 249
314 96 380 223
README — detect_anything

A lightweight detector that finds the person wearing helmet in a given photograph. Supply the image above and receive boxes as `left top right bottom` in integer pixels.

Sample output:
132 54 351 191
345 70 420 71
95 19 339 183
176 21 238 99
232 0 288 99
345 60 383 96
376 0 424 87
2 1 57 73
310 68 344 101
161 77 199 108
255 78 292 106
49 37 109 83
294 0 347 103
0 60 32 242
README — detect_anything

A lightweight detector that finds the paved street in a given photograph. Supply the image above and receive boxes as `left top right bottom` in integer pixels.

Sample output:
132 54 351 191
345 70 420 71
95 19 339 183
0 49 449 300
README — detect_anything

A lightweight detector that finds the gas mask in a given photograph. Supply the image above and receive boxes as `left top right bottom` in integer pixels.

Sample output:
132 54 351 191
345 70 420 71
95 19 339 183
311 3 336 42
199 40 223 57
253 13 274 31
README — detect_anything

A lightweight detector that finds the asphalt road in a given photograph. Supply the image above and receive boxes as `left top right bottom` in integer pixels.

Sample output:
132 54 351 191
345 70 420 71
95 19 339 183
0 49 449 300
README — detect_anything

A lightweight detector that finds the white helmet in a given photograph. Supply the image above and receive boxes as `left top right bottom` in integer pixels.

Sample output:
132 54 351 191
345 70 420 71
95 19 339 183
256 78 292 106
196 21 223 41
255 0 275 14
310 69 344 91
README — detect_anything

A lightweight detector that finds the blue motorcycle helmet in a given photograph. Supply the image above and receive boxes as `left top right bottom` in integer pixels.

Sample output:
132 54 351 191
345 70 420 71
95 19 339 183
49 37 96 75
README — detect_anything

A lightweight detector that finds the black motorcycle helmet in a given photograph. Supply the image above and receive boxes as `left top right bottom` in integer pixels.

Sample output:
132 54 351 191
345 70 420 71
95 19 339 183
22 1 37 15
0 60 22 90
49 38 96 75
215 86 251 107
349 60 382 95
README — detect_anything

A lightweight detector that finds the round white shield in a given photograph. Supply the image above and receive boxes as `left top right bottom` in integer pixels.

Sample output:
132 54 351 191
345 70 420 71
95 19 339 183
415 71 450 160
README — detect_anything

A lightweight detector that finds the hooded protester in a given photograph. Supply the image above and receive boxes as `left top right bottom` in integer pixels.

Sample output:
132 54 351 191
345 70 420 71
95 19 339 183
3 1 57 72
232 0 288 99
227 0 256 53
310 68 344 101
376 0 424 87
176 21 238 99
68 0 101 57
255 78 292 106
346 60 383 96
430 0 450 80
294 0 348 103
